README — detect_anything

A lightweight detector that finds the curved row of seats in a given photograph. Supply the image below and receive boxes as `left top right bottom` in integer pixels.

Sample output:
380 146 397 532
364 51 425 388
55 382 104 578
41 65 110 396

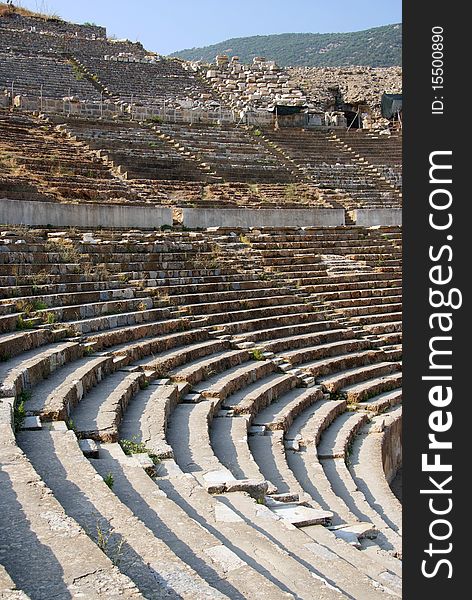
261 128 402 211
0 225 402 598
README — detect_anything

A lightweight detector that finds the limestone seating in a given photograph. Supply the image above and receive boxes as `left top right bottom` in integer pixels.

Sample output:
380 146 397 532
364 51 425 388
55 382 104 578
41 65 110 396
262 129 402 210
0 226 402 597
76 55 219 109
333 131 402 189
349 406 402 532
155 343 402 592
0 113 147 205
90 442 297 599
163 393 399 598
0 52 101 100
283 399 402 556
17 429 228 599
315 412 402 555
0 410 143 599
0 340 83 399
156 123 298 184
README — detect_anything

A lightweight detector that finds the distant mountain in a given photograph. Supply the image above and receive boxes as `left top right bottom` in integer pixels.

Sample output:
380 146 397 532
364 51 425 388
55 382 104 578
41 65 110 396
171 24 402 67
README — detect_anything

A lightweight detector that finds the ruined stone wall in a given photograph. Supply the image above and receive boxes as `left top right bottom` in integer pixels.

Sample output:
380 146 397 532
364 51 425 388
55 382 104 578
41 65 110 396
288 66 402 119
202 56 308 111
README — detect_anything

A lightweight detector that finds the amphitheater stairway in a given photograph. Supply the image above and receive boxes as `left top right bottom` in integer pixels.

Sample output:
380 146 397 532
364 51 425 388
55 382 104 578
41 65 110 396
261 128 402 211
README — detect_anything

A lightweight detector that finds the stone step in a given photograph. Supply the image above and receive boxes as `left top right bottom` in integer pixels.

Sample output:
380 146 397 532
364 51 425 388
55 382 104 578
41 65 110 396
0 329 55 362
120 383 179 460
156 467 350 599
342 372 402 404
111 327 210 362
65 307 171 335
1 432 141 598
23 354 117 421
249 431 315 502
317 412 370 460
193 360 276 401
283 340 377 369
71 370 145 442
211 414 268 483
0 341 83 399
361 389 402 414
232 320 339 345
137 339 231 379
285 401 362 528
18 430 227 599
316 413 402 555
349 407 403 533
318 362 401 394
169 349 250 386
91 443 290 599
252 386 324 432
222 373 299 416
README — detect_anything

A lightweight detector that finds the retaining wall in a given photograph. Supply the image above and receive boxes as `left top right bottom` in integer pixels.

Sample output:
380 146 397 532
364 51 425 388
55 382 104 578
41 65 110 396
349 209 402 226
382 413 403 483
0 198 172 229
182 208 345 228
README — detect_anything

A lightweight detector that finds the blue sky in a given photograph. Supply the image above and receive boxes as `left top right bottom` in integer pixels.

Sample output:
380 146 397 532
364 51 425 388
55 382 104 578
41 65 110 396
17 0 402 55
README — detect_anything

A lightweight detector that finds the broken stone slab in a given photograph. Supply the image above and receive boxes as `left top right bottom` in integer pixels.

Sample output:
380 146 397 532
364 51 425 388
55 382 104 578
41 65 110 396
332 530 361 548
233 341 254 350
268 492 300 503
20 416 42 431
329 522 378 540
287 368 304 377
131 453 156 474
150 378 171 386
284 438 301 452
183 393 203 404
265 501 333 527
216 409 234 418
206 474 270 499
248 425 266 436
79 438 100 459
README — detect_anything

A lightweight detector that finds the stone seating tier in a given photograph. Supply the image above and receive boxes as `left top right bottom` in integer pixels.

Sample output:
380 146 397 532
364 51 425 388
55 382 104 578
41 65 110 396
0 206 402 598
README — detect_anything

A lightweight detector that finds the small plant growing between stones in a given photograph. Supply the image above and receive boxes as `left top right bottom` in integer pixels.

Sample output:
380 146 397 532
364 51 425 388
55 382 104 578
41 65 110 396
14 399 27 433
120 437 160 465
42 312 57 325
66 417 77 434
139 379 150 390
250 349 265 361
137 301 148 312
95 521 124 565
45 239 80 263
15 300 48 315
16 315 34 330
239 234 252 246
103 472 114 489
83 345 95 356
